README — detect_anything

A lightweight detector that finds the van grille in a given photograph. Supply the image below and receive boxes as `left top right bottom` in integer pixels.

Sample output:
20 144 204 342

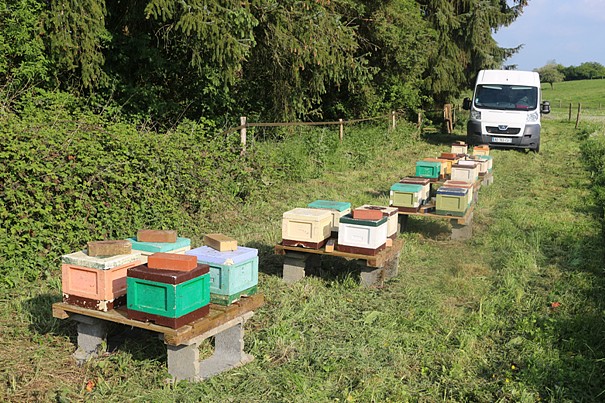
486 126 521 135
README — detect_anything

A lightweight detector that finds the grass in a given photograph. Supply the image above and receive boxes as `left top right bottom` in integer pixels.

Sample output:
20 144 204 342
543 78 605 118
3 82 605 401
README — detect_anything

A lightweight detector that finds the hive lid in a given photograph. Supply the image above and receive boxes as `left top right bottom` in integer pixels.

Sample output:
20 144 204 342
307 200 352 212
452 163 477 169
61 250 142 270
186 246 258 265
437 187 468 196
399 177 431 186
456 160 478 168
475 155 493 161
127 237 191 253
390 183 424 192
127 263 209 284
339 213 387 227
283 208 333 221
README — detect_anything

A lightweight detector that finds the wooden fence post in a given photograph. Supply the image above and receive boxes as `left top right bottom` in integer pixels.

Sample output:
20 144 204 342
417 111 423 128
575 103 582 129
568 103 572 121
391 111 396 130
240 116 247 155
339 118 344 142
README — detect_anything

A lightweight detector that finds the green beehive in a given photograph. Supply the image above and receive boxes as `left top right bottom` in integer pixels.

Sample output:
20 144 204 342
390 183 424 208
127 264 210 325
435 187 470 216
415 161 442 179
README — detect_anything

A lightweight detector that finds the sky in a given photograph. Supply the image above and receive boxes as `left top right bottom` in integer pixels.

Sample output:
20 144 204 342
493 0 605 71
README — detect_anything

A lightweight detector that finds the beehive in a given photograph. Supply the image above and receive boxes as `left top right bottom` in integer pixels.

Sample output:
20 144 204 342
127 237 191 263
475 155 493 172
61 251 143 311
390 183 425 210
436 187 470 216
307 200 352 232
337 214 388 255
472 145 490 156
442 180 473 208
186 246 258 305
451 142 468 154
127 263 210 329
415 160 442 180
456 160 480 180
423 158 448 177
282 208 332 248
356 205 399 239
450 163 479 183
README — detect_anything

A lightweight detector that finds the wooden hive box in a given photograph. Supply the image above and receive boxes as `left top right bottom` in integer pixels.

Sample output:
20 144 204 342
390 183 425 210
442 180 473 208
357 205 399 239
436 187 470 216
186 246 258 306
307 200 352 232
126 263 210 329
451 142 468 154
337 214 388 256
282 208 333 248
475 155 493 172
415 160 442 180
450 163 479 183
472 145 490 156
422 158 448 177
127 237 191 263
456 161 480 180
61 251 143 311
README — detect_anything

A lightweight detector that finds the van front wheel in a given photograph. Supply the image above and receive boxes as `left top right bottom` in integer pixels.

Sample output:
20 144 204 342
531 142 540 153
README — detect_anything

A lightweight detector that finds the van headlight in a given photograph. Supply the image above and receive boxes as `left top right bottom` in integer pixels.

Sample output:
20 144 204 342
471 110 481 120
527 111 539 122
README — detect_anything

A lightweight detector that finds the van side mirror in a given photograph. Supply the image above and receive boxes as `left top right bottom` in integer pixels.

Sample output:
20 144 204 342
462 98 471 110
541 101 550 114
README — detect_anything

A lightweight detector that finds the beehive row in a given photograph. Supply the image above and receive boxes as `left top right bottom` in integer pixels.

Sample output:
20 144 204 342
281 201 398 256
389 142 493 217
61 230 259 329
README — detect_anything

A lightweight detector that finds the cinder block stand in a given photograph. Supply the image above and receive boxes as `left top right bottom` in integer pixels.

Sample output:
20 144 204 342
276 239 403 288
52 294 264 382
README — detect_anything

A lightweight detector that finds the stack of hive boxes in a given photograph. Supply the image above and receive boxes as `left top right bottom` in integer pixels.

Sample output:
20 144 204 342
282 208 333 248
127 230 191 263
307 200 352 235
187 234 259 306
471 145 493 174
127 252 210 329
337 208 388 255
61 240 142 311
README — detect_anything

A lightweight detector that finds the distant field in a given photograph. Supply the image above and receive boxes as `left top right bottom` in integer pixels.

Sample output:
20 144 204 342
542 78 605 118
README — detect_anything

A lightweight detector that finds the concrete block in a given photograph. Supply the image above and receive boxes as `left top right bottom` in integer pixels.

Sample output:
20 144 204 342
137 229 178 243
359 265 384 288
451 213 473 241
282 253 320 283
167 343 200 381
73 317 108 364
87 240 132 257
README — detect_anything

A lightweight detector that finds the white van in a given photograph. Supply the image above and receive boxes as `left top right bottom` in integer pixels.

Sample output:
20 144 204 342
463 69 550 153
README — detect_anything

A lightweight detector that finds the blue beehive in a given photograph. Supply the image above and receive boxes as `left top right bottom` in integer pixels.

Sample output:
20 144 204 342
186 246 258 305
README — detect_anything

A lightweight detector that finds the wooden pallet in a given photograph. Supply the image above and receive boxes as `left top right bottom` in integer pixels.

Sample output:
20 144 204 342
274 238 403 268
52 293 264 346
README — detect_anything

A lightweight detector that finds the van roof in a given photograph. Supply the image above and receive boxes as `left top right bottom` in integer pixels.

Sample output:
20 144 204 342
476 69 540 86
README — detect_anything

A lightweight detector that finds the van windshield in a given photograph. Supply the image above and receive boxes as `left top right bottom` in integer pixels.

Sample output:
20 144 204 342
474 85 538 111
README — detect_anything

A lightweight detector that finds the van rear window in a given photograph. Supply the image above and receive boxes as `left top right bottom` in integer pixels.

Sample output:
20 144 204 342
474 85 538 111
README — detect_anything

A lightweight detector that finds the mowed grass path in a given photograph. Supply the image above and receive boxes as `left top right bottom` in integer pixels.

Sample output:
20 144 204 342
2 115 605 402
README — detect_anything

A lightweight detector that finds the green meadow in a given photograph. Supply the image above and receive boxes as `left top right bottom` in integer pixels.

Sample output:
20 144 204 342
2 80 605 402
